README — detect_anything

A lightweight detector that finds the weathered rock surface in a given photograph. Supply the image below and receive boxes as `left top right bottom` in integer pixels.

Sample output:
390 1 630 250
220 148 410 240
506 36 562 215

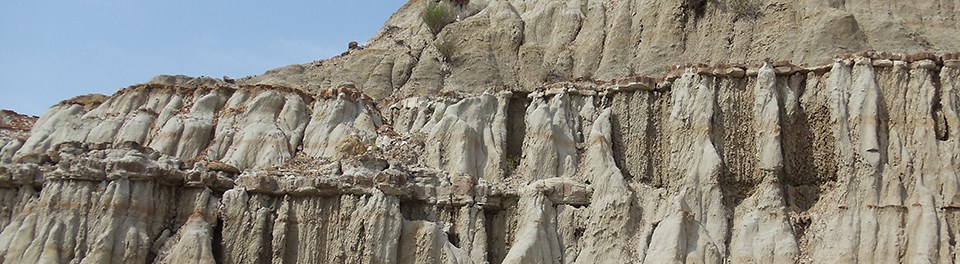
4 55 960 263
244 0 960 99
4 0 960 263
0 110 36 164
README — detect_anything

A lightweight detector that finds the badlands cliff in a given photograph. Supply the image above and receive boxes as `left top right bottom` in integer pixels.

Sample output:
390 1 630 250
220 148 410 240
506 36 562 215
3 0 960 263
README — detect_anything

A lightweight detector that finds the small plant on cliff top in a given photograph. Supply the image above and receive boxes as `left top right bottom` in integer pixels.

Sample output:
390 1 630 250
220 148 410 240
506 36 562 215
422 0 455 35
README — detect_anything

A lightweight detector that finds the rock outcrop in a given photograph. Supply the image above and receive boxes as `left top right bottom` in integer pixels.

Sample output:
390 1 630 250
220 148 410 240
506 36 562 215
245 0 960 98
4 0 960 263
0 110 36 164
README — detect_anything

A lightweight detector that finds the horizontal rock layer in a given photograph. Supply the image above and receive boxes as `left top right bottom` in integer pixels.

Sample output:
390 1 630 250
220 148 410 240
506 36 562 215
1 56 960 263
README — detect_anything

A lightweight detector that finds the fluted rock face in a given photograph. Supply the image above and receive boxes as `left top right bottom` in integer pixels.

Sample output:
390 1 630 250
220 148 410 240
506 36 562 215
4 0 960 263
3 56 960 263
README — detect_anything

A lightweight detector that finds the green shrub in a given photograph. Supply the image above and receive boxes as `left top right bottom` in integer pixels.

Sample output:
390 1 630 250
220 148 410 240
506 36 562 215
422 1 455 35
436 39 458 63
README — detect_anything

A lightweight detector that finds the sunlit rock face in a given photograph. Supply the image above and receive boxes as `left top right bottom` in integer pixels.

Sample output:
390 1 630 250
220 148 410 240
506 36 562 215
4 0 960 263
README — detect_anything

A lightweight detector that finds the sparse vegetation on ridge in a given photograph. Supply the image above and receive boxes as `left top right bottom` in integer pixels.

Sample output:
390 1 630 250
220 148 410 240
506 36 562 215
422 0 455 35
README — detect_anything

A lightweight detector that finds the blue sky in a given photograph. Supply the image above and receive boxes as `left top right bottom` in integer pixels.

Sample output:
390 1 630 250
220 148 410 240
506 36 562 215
0 0 407 116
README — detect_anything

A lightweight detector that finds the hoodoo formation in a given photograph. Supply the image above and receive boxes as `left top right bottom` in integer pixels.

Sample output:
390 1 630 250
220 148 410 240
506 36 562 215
3 0 960 263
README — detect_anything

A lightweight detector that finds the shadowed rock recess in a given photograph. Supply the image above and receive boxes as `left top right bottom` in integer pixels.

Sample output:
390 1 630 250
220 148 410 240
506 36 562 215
3 0 960 263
